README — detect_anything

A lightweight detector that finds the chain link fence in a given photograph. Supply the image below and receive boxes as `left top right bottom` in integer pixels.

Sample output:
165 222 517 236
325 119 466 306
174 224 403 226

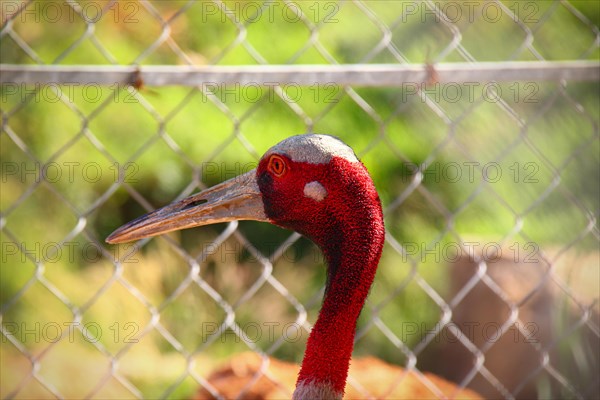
1 1 599 399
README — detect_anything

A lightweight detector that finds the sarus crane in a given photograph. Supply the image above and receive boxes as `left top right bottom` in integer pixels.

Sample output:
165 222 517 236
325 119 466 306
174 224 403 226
107 134 481 399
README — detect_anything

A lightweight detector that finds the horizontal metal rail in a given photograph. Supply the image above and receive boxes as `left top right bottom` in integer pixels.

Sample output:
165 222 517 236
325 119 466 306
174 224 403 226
1 61 599 87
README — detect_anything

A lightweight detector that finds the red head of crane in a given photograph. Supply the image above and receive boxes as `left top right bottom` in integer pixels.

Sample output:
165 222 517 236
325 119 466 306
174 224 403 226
107 134 385 399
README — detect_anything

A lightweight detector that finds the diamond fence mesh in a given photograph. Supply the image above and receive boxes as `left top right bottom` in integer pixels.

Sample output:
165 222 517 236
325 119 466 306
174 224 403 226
1 1 599 399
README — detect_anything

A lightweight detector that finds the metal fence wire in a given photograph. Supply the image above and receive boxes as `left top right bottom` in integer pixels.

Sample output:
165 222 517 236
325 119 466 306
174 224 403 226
1 0 599 399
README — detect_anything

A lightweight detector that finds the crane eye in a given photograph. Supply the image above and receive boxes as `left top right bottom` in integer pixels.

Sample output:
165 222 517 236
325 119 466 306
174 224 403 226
268 155 287 177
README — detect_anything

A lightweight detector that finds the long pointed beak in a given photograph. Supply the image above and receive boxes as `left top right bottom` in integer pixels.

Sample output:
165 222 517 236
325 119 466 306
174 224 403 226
106 170 268 244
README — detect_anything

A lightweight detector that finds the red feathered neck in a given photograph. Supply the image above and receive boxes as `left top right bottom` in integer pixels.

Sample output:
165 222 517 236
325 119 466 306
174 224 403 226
257 156 385 397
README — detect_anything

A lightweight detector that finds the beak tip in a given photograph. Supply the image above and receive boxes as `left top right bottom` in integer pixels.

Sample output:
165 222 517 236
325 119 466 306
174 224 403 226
105 230 125 244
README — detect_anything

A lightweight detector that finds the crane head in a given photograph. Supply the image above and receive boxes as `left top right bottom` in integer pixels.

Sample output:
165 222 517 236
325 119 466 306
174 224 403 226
106 134 380 246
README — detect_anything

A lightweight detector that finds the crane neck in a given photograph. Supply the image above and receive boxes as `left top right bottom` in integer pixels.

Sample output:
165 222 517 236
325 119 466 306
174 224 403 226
292 173 385 400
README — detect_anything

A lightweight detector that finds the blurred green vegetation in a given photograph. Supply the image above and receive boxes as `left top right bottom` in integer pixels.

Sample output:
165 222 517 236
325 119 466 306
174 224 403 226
1 1 599 399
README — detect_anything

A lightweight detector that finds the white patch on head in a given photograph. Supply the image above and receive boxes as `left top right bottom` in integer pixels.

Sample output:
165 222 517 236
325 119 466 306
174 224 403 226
303 181 327 201
265 134 358 165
